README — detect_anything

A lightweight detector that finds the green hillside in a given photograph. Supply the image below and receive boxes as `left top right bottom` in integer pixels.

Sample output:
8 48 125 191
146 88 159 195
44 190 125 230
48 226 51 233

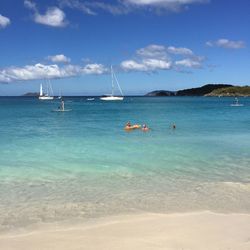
206 86 250 96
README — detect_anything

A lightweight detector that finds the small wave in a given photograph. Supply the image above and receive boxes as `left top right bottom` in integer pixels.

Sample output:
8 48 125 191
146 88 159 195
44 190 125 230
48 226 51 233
221 181 250 191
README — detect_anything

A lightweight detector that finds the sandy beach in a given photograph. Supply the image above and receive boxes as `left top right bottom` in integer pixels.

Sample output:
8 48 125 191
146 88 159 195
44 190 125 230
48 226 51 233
1 211 250 250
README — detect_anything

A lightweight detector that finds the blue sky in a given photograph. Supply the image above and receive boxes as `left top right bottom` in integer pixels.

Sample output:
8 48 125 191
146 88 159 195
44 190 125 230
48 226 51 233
0 0 249 95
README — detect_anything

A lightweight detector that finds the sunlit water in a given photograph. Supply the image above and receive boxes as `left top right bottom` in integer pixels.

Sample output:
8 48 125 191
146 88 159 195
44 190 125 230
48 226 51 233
0 96 250 232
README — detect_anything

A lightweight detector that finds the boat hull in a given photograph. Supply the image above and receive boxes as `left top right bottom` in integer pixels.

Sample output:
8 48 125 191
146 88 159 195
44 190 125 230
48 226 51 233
39 96 54 100
52 109 71 112
230 104 244 107
100 96 124 101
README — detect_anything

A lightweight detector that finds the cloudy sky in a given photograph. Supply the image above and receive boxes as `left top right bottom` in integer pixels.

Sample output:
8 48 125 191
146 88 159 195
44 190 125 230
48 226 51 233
0 0 249 95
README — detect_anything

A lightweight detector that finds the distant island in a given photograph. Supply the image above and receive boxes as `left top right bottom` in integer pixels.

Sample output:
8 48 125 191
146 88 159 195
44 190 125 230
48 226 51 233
176 84 233 96
145 90 176 96
22 92 39 97
22 84 250 97
206 86 250 96
146 84 250 97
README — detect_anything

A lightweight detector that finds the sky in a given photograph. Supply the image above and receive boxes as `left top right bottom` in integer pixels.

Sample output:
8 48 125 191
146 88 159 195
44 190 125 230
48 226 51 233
0 0 249 96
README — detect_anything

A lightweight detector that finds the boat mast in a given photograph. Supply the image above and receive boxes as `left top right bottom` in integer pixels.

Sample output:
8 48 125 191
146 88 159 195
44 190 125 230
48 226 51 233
113 71 124 97
48 79 53 96
111 65 114 96
46 79 49 96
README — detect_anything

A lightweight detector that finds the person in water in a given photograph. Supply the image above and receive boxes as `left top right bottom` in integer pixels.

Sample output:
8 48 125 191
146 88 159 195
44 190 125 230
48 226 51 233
126 121 132 127
124 121 132 130
172 123 176 129
141 124 149 131
60 100 65 111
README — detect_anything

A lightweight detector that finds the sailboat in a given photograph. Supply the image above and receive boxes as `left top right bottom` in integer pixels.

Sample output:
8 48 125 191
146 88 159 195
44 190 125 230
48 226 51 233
39 80 54 100
100 66 124 101
87 98 95 101
230 97 244 107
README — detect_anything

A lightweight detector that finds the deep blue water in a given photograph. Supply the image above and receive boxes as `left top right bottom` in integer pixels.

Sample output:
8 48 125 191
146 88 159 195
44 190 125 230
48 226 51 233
0 96 250 231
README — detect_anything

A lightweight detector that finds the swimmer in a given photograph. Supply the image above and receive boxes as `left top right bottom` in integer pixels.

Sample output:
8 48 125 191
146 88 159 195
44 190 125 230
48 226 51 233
172 123 176 129
124 121 133 130
126 121 132 127
124 122 142 131
141 124 150 131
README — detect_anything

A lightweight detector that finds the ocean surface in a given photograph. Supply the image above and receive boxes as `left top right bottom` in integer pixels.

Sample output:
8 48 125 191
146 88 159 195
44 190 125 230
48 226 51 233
0 96 250 232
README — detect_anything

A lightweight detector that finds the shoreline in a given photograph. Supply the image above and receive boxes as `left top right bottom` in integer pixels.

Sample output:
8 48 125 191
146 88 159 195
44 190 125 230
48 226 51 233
1 211 250 250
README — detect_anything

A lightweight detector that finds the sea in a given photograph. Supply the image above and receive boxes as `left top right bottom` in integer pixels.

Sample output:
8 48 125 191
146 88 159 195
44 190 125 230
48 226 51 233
0 96 250 232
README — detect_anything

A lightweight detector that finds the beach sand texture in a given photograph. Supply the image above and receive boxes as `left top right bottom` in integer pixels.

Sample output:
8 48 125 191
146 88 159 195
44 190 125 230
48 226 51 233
1 212 250 250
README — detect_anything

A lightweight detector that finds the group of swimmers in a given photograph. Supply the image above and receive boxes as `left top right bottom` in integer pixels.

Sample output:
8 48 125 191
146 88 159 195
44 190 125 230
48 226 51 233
124 121 176 132
124 121 149 131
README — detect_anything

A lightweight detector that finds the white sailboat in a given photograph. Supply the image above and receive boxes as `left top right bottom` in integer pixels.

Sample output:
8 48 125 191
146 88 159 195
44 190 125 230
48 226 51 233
39 80 54 100
100 66 124 101
230 97 244 107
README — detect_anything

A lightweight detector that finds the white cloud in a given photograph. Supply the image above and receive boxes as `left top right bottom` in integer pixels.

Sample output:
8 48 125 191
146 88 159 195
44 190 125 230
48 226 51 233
24 1 67 27
34 7 67 27
136 45 167 59
127 0 205 3
87 2 130 15
121 60 147 71
121 44 203 72
123 0 209 13
81 63 107 74
175 57 203 68
206 39 246 49
0 64 75 83
24 0 36 10
131 44 174 71
0 14 11 29
0 63 107 83
143 58 172 70
125 0 208 6
59 0 130 15
121 58 172 72
47 54 71 63
167 46 193 55
136 44 194 59
59 0 97 15
58 0 209 15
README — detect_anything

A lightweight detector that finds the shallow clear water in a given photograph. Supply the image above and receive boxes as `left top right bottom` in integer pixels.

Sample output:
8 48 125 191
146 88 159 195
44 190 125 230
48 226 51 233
0 96 250 231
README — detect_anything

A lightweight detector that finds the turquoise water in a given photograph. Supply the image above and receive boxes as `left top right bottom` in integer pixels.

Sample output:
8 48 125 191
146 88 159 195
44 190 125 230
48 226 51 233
0 96 250 231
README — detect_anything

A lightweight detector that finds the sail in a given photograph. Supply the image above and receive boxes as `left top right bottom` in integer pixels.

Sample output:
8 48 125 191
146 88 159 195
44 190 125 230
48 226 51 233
40 84 43 96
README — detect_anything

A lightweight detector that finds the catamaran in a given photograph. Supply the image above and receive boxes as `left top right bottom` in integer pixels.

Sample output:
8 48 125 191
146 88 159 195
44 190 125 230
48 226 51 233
39 80 54 100
100 66 124 101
